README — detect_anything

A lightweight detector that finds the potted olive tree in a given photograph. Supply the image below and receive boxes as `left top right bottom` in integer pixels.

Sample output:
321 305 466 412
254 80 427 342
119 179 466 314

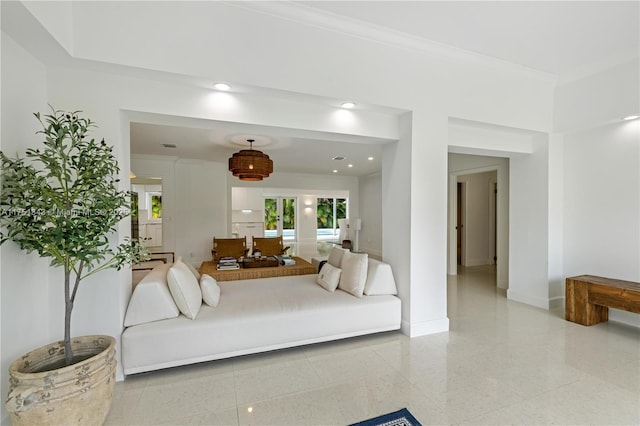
1 107 148 425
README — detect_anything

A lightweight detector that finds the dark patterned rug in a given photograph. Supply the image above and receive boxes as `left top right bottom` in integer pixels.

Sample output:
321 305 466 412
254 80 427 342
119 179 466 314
349 408 422 426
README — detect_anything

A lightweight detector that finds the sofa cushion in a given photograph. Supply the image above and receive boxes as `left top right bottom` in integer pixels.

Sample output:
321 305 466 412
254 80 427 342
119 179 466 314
167 259 202 319
177 256 201 281
124 263 179 327
338 251 369 298
363 259 398 295
327 246 348 268
316 263 342 292
200 274 221 307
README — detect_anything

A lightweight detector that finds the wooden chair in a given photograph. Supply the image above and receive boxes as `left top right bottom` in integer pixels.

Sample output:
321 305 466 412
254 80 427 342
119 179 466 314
252 236 290 257
212 237 249 261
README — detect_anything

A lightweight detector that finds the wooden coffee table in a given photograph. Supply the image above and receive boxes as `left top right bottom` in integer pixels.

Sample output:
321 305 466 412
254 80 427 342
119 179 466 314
199 256 316 282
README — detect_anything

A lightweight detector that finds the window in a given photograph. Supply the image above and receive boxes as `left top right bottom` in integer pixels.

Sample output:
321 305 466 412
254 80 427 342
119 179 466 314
151 194 162 219
148 192 162 219
316 197 347 239
264 197 296 240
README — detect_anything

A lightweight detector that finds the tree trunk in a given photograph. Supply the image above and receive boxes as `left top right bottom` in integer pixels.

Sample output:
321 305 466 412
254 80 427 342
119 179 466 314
64 268 73 366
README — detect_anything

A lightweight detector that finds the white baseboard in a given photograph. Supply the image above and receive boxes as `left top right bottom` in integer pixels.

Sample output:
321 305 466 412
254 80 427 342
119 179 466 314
609 309 640 328
507 289 550 309
401 317 449 337
548 296 564 310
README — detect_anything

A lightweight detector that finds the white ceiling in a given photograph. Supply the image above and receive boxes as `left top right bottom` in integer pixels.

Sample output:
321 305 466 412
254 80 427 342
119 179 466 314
131 1 639 177
299 1 640 77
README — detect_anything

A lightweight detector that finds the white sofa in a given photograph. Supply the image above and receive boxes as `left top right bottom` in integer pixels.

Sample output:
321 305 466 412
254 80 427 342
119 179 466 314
121 249 401 375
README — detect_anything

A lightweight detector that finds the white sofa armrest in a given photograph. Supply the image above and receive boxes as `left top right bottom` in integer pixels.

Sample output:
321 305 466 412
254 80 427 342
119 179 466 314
364 258 398 295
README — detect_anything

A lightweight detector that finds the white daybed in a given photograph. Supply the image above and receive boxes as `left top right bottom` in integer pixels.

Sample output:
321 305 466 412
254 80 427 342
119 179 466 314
122 248 401 375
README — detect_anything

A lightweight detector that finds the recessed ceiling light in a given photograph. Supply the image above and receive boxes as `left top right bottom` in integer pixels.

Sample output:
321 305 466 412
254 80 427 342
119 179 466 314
333 169 338 173
341 102 356 109
332 156 346 161
367 156 374 161
348 164 353 168
623 115 639 121
162 143 177 148
213 82 231 91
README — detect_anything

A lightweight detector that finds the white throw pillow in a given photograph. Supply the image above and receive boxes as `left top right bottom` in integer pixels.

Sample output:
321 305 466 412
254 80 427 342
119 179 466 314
167 259 202 319
176 256 201 281
327 246 348 268
124 263 179 327
200 274 221 307
338 251 369 298
316 263 342 292
363 258 398 295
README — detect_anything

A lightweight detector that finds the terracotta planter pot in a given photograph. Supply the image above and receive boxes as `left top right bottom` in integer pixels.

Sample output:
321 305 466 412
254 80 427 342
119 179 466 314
6 335 116 425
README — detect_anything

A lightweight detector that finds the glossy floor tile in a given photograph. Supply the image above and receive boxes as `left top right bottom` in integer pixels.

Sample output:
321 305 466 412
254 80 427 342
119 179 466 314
107 265 640 425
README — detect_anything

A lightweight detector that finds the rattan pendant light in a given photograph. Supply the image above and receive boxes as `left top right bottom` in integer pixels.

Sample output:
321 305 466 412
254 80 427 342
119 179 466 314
228 139 273 181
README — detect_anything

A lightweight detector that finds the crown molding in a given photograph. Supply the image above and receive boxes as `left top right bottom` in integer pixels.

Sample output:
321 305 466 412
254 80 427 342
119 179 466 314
228 1 558 83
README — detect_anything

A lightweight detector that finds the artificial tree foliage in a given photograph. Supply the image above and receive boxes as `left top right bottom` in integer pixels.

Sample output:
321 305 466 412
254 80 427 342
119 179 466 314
0 107 148 366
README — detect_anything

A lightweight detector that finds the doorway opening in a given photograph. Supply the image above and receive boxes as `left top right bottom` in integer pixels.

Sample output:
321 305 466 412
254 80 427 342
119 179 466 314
264 197 297 241
131 177 163 249
448 155 509 291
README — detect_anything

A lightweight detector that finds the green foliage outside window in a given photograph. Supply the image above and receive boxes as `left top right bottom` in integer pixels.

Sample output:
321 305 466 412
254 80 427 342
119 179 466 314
317 198 347 229
265 198 277 230
264 198 295 230
317 198 333 228
282 199 295 229
151 195 162 219
336 198 347 220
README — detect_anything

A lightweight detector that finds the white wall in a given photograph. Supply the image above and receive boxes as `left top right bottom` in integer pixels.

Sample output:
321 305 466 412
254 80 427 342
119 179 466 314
562 121 639 325
382 122 413 334
131 156 229 266
0 33 51 423
358 173 383 258
547 133 564 307
508 134 551 309
554 59 640 133
175 160 229 265
65 2 554 131
449 119 533 157
555 58 640 326
407 111 450 336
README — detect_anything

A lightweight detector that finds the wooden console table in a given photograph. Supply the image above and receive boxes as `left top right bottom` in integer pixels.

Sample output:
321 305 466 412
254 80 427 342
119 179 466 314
565 275 640 325
198 256 316 282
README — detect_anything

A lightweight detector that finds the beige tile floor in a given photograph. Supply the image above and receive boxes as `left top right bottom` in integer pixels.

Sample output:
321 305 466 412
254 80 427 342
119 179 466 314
108 265 640 425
